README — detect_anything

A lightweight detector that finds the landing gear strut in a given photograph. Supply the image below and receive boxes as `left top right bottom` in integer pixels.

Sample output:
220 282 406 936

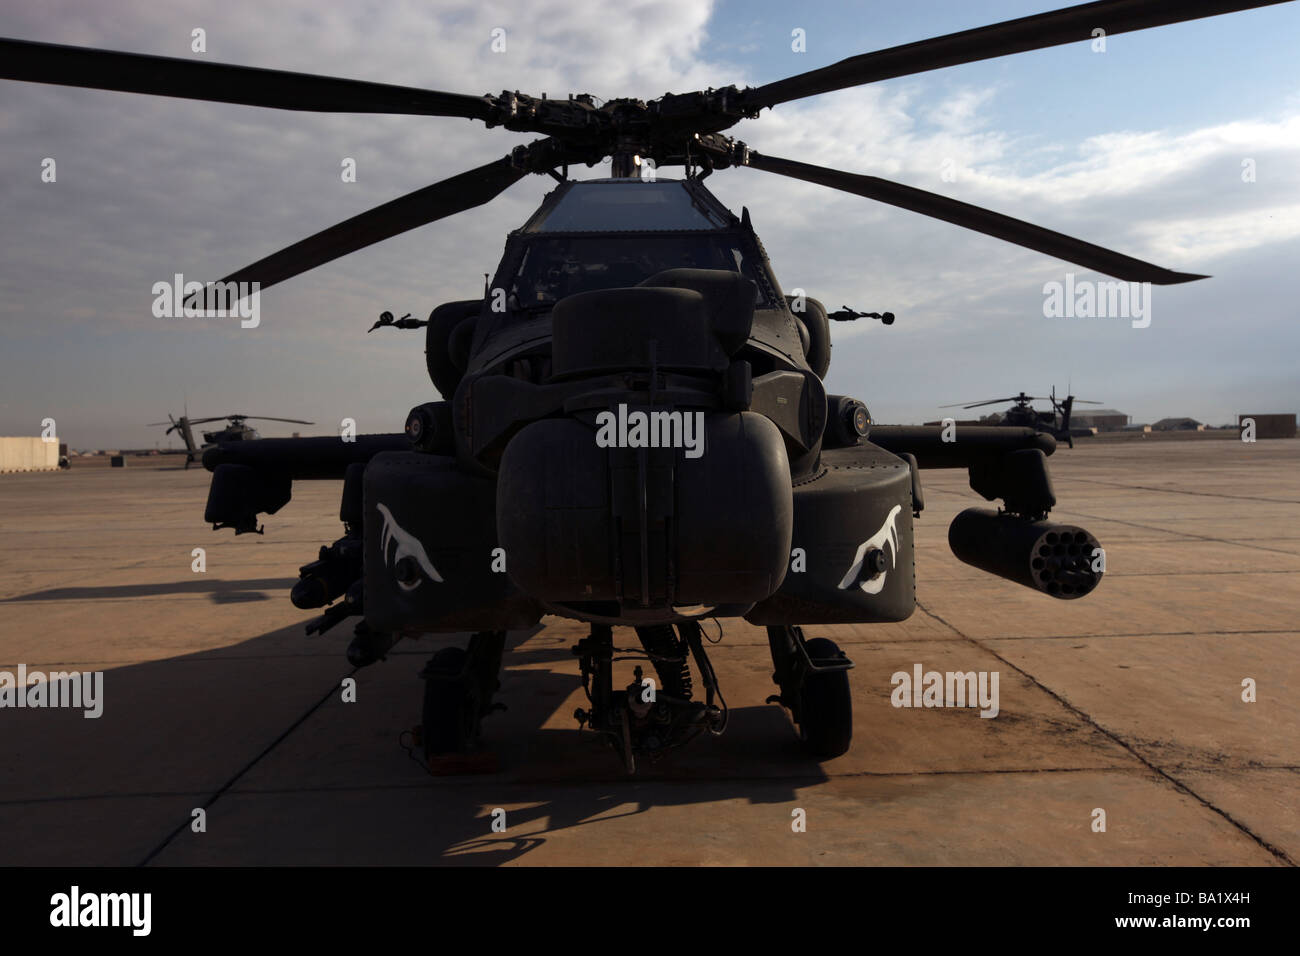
766 625 854 758
417 630 506 765
572 622 726 773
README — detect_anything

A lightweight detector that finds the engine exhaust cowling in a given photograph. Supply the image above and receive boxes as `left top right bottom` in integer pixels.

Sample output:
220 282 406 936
948 507 1103 600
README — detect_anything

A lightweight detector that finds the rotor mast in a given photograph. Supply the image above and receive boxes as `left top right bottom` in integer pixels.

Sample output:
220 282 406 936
610 149 638 179
609 131 653 179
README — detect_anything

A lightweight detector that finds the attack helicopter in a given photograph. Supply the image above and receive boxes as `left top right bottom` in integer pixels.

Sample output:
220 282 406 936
3 0 1286 772
938 390 1104 448
148 413 315 468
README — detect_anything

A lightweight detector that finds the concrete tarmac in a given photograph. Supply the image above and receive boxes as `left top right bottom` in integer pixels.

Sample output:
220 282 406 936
1 437 1296 865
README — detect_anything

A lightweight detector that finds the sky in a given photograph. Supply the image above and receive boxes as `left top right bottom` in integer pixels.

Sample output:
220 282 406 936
1 0 1297 450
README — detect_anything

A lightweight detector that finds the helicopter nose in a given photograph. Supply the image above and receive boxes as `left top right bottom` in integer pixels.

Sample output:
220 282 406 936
496 411 792 613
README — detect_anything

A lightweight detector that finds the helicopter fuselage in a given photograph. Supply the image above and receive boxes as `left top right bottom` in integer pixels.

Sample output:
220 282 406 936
354 177 918 632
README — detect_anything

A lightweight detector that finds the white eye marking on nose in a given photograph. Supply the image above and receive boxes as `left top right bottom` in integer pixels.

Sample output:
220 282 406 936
376 502 443 590
838 504 902 595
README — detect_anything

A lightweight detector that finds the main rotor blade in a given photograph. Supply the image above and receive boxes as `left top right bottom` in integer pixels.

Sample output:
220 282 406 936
742 0 1291 109
940 397 1030 408
0 37 496 119
743 151 1207 284
237 417 316 424
212 151 532 292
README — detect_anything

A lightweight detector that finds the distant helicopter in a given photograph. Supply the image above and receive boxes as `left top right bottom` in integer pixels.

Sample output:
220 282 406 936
939 389 1104 447
148 413 315 468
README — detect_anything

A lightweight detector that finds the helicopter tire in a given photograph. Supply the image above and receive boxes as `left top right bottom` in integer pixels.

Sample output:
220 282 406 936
420 646 482 758
797 637 853 758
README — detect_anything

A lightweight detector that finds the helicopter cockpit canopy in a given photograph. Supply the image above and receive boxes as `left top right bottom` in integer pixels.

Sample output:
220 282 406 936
525 179 731 231
503 179 778 311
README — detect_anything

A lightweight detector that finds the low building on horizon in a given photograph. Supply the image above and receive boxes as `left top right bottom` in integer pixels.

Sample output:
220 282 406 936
1239 413 1297 439
1070 408 1129 431
1152 417 1205 431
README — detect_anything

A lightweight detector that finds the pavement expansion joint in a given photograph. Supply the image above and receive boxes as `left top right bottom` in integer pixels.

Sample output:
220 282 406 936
136 668 357 866
916 600 1298 867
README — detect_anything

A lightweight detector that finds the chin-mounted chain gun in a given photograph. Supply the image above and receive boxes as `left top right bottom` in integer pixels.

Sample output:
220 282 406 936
367 310 428 333
828 306 895 325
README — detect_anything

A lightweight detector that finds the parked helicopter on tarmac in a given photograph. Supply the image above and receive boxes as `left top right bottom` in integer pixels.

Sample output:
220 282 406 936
937 390 1105 448
148 414 315 469
5 0 1286 772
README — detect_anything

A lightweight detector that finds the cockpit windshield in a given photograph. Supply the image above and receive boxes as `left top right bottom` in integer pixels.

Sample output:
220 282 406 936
506 234 772 310
528 181 731 232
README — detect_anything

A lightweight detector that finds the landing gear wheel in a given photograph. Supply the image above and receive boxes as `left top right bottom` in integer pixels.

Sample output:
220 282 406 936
420 646 481 758
797 638 853 758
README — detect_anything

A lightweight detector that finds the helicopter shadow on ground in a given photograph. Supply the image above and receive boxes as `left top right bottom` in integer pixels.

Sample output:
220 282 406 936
415 716 833 866
367 629 837 865
0 578 299 603
3 614 837 865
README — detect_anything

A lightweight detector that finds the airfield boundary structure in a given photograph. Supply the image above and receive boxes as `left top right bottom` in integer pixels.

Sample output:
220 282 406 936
0 436 58 473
